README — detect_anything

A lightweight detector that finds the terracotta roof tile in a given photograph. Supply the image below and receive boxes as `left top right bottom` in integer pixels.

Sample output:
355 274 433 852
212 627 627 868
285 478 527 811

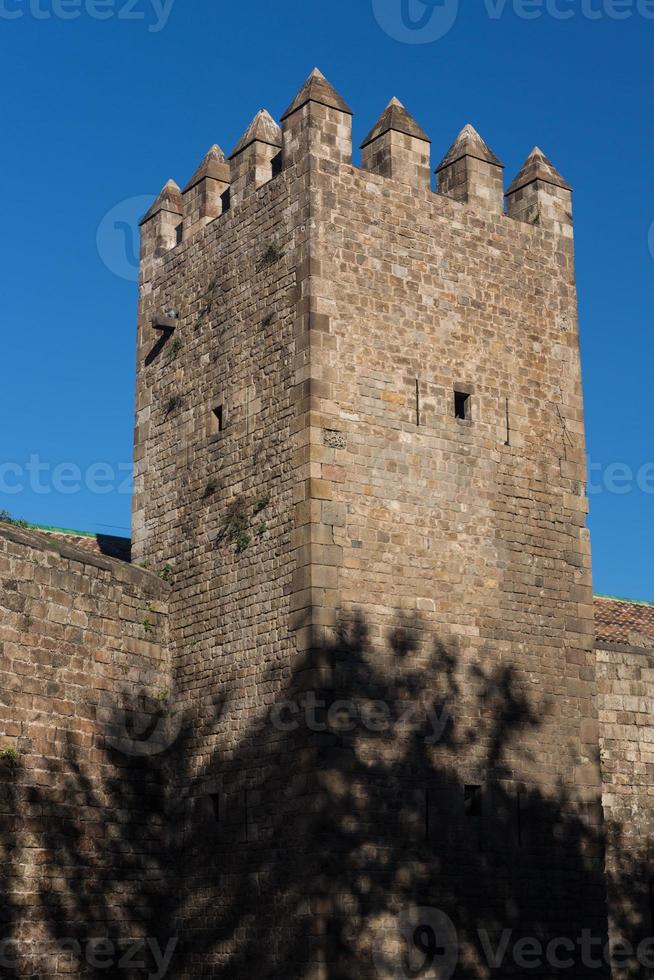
595 596 654 647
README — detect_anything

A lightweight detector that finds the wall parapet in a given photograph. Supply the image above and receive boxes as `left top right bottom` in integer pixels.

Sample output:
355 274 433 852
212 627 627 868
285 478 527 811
0 522 168 597
138 69 574 284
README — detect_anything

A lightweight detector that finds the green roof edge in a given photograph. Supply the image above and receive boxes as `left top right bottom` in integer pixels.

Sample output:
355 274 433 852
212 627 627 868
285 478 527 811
23 522 129 540
27 523 97 537
595 593 654 609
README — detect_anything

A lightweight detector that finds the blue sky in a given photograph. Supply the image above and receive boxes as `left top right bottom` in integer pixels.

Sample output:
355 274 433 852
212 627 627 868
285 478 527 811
0 0 652 599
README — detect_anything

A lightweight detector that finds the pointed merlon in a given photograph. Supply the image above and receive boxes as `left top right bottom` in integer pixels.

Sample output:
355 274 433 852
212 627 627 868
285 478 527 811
436 124 503 173
183 144 230 193
361 97 431 149
139 179 182 226
229 110 282 159
506 146 572 196
281 68 353 121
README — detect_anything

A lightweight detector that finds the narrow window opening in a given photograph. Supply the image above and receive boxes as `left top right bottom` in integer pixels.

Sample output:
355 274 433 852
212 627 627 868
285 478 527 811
455 390 471 421
175 223 183 246
209 793 222 822
416 379 421 427
211 404 224 435
464 784 483 818
244 791 250 844
221 188 231 214
271 152 283 179
505 397 511 446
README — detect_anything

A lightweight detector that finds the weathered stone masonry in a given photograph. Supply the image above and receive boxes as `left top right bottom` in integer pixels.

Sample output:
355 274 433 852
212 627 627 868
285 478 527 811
0 523 170 977
596 597 654 971
0 68 651 979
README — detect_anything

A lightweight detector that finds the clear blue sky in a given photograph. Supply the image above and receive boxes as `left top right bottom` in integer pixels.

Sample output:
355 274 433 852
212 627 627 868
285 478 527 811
1 0 652 600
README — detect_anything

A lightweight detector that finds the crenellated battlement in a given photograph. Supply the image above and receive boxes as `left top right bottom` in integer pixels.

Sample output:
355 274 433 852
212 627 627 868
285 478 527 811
139 67 573 277
436 122 505 214
228 108 282 208
181 144 230 240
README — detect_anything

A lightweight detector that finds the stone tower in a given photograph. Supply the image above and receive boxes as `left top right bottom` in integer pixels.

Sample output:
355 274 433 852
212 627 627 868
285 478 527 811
134 69 608 977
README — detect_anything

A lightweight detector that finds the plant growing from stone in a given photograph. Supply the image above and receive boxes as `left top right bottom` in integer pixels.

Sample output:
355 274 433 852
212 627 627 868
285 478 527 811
263 240 285 265
236 533 252 554
220 493 271 554
196 274 221 330
0 511 28 528
221 497 252 554
253 494 271 516
0 748 19 768
164 395 184 418
168 338 183 362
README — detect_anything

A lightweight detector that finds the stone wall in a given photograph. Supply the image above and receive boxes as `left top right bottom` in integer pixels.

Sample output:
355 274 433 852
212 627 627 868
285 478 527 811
294 128 606 976
129 70 611 977
133 128 307 975
0 523 170 978
596 596 654 972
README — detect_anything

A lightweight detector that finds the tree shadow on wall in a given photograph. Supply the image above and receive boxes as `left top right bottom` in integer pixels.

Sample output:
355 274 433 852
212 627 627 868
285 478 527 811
2 611 653 979
170 611 614 979
1 692 175 978
0 763 21 979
